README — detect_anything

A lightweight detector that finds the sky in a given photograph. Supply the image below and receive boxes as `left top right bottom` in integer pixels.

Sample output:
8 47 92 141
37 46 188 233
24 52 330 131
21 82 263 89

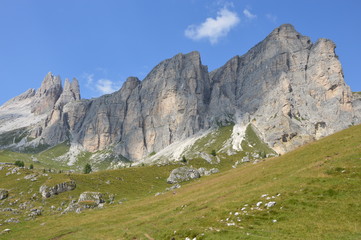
0 0 360 104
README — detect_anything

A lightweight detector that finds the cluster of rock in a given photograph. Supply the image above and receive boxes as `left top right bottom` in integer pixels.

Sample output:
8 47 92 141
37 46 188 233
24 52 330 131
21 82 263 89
39 180 76 198
0 24 360 164
63 192 104 214
167 166 219 184
220 193 281 227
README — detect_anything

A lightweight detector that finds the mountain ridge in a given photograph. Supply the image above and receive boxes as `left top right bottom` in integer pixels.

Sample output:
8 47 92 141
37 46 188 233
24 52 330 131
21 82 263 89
0 24 360 167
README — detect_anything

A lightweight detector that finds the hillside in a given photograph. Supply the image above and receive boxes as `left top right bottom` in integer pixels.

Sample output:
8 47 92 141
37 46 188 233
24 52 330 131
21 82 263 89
1 124 360 239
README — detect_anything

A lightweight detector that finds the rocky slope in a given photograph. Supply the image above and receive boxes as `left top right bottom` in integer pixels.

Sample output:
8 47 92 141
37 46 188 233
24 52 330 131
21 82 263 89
0 24 360 165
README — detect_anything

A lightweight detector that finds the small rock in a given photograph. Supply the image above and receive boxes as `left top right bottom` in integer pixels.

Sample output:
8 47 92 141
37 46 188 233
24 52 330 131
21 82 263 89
5 218 19 223
256 201 263 207
227 222 235 226
28 208 42 217
0 189 9 200
166 184 181 191
272 219 277 223
265 201 276 208
75 208 82 214
2 229 11 233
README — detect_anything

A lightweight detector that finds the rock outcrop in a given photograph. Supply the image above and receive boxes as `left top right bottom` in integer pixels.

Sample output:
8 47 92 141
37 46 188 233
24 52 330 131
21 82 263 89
167 167 201 184
39 180 76 198
78 192 104 205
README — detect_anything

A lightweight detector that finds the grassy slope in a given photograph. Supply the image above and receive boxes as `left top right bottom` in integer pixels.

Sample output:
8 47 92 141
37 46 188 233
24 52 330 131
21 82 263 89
0 142 124 172
1 125 361 239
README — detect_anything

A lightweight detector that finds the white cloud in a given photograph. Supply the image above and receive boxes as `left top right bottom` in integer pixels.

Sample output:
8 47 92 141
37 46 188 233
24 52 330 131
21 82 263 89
84 73 94 87
266 14 277 23
185 7 240 44
243 9 257 20
95 79 119 94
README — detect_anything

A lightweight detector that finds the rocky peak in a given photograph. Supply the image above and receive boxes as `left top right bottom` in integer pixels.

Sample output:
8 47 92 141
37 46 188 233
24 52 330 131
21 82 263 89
31 72 63 115
36 72 62 95
55 78 81 109
122 77 140 91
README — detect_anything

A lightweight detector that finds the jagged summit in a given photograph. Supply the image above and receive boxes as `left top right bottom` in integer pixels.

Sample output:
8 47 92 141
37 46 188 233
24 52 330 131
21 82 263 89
0 24 360 165
55 78 81 109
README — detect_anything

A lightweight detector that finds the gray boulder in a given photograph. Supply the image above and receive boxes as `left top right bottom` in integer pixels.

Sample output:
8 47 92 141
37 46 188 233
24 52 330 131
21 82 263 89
39 180 76 198
0 189 8 200
78 192 104 205
167 167 201 184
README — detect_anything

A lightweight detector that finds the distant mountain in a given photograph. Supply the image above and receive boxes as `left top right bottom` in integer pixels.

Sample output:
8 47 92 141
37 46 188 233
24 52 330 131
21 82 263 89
1 24 360 168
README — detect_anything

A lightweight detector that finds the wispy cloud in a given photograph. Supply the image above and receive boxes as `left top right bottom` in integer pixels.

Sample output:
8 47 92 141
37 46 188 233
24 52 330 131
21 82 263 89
243 8 257 20
266 13 277 23
95 79 119 94
84 73 94 88
185 6 240 45
82 73 120 95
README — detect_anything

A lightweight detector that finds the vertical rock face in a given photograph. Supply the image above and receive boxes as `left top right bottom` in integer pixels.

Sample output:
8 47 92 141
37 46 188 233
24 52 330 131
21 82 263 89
136 51 210 158
1 24 360 161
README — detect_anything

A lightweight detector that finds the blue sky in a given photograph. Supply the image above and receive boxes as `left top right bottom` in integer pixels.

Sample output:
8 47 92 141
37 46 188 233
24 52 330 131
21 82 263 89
1 0 360 104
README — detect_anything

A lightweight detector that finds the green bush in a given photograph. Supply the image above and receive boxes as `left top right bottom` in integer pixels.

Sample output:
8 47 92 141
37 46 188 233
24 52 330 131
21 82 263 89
211 149 217 156
29 164 34 169
83 163 92 174
181 156 187 163
14 160 25 167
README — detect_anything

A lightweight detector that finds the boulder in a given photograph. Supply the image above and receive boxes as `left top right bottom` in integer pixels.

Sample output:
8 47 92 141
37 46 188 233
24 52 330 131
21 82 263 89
39 180 76 198
78 192 104 205
0 189 8 200
167 167 201 184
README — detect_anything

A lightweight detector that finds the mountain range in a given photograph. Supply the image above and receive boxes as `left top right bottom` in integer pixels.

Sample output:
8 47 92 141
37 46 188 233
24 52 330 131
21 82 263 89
1 24 360 169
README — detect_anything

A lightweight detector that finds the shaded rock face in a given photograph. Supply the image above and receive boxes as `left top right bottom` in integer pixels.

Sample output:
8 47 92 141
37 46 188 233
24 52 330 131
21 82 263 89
39 181 76 198
1 24 360 161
